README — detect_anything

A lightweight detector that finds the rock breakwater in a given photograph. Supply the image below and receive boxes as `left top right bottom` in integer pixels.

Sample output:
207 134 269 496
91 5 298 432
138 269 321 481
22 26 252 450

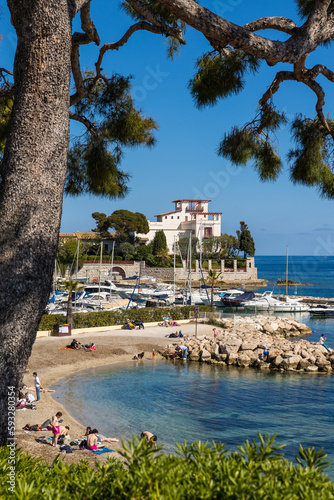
160 316 334 373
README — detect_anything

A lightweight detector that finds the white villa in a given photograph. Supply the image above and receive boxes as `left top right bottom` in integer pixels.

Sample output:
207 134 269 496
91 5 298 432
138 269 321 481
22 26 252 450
139 199 222 252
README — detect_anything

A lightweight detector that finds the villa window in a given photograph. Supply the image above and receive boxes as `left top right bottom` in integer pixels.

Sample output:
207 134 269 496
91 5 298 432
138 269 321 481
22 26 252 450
204 227 212 237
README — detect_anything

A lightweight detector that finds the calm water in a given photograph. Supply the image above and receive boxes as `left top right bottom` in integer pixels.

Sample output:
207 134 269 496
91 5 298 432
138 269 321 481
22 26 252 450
254 255 334 298
53 256 334 477
53 360 334 477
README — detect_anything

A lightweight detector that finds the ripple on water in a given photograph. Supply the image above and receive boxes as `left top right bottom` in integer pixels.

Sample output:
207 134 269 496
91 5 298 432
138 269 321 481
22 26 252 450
52 360 334 479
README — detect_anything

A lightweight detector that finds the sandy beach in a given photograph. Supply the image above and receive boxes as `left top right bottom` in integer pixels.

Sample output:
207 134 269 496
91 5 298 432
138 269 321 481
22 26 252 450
16 321 211 466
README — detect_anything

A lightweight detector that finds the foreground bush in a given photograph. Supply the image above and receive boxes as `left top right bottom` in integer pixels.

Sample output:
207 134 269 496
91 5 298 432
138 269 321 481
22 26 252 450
38 305 212 331
1 434 333 499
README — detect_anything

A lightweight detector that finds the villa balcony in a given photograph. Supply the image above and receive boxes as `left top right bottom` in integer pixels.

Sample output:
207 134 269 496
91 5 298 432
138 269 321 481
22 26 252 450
186 206 204 212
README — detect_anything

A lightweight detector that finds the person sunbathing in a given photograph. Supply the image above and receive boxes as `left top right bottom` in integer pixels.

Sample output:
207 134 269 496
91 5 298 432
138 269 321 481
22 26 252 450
83 426 118 443
22 423 42 431
86 429 104 450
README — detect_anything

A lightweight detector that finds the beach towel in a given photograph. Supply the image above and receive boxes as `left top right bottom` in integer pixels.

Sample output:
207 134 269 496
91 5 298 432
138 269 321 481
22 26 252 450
86 446 114 454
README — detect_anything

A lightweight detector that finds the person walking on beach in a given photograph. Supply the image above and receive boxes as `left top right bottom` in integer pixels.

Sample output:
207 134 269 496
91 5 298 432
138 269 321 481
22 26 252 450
33 372 43 401
319 334 331 352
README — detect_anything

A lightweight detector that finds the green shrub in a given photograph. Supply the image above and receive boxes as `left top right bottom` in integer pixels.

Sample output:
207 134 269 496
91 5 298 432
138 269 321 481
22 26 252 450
1 434 333 499
38 306 212 330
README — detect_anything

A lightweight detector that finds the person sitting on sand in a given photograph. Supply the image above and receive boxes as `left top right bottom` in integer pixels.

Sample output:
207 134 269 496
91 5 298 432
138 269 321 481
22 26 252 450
141 431 157 449
83 426 119 443
126 319 135 330
52 425 70 447
26 392 35 404
86 429 104 450
134 318 144 329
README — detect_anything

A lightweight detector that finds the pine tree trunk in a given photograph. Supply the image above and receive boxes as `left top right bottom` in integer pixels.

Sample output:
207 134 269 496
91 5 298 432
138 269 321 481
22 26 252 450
0 1 72 445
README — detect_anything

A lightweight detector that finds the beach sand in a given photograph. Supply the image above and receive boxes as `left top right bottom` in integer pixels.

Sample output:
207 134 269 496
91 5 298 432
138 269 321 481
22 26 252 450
16 322 212 466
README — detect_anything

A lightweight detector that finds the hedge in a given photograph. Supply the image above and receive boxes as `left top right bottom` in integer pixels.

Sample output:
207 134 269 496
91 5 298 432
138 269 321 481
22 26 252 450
1 434 333 499
38 305 212 331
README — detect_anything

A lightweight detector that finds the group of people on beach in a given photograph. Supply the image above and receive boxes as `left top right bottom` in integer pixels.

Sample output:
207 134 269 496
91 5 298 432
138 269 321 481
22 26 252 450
161 317 180 327
66 339 96 350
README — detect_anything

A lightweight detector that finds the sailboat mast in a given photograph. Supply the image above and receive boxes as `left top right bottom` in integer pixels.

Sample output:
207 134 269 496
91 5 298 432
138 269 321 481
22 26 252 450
75 239 79 312
109 240 115 302
173 235 176 304
189 230 192 303
98 241 102 304
286 245 289 296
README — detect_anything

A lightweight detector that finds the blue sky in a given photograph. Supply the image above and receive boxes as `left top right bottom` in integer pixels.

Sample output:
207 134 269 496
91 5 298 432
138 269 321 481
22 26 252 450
1 1 334 255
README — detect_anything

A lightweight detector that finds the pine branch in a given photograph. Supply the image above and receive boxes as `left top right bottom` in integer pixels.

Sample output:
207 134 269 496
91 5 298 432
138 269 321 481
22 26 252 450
69 112 96 134
259 71 297 110
126 0 185 42
243 17 297 35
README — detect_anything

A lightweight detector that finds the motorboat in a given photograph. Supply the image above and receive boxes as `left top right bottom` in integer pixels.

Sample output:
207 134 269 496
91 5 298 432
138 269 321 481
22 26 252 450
273 296 310 312
243 291 282 311
219 289 246 306
224 291 256 307
309 305 334 317
244 291 310 312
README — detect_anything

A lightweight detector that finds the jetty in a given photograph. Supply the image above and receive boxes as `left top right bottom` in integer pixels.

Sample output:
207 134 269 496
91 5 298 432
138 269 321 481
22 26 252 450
160 315 334 373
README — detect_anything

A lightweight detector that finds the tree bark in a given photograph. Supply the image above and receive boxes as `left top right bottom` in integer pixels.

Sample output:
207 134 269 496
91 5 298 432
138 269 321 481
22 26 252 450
0 1 72 444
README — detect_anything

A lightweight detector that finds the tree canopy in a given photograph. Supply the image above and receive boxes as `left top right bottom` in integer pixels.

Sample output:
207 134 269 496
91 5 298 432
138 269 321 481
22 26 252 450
237 221 256 257
92 209 149 242
152 229 168 255
124 0 334 198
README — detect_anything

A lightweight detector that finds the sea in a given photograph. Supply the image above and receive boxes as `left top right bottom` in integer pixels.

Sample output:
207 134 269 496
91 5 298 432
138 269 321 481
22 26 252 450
52 256 334 478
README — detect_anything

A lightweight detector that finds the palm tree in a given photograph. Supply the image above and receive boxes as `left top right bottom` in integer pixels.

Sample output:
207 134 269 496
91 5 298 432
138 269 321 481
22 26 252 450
205 270 223 309
156 248 171 267
60 279 84 328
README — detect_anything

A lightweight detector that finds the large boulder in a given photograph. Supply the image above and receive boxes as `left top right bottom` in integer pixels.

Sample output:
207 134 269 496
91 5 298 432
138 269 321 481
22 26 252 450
281 355 302 370
226 353 238 365
271 355 284 368
240 341 259 351
200 348 211 361
237 353 251 367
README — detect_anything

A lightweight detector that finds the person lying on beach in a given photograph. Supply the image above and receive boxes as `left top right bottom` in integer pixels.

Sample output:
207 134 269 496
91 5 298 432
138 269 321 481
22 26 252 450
52 425 70 447
168 332 179 338
141 431 157 449
21 383 55 394
22 423 42 431
68 339 82 350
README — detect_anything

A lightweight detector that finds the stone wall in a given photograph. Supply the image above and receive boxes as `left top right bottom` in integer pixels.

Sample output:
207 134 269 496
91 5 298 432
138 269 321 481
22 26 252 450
78 257 258 283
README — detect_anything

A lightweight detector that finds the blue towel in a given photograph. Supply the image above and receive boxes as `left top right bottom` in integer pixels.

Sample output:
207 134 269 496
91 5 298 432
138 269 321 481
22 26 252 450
88 446 114 454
